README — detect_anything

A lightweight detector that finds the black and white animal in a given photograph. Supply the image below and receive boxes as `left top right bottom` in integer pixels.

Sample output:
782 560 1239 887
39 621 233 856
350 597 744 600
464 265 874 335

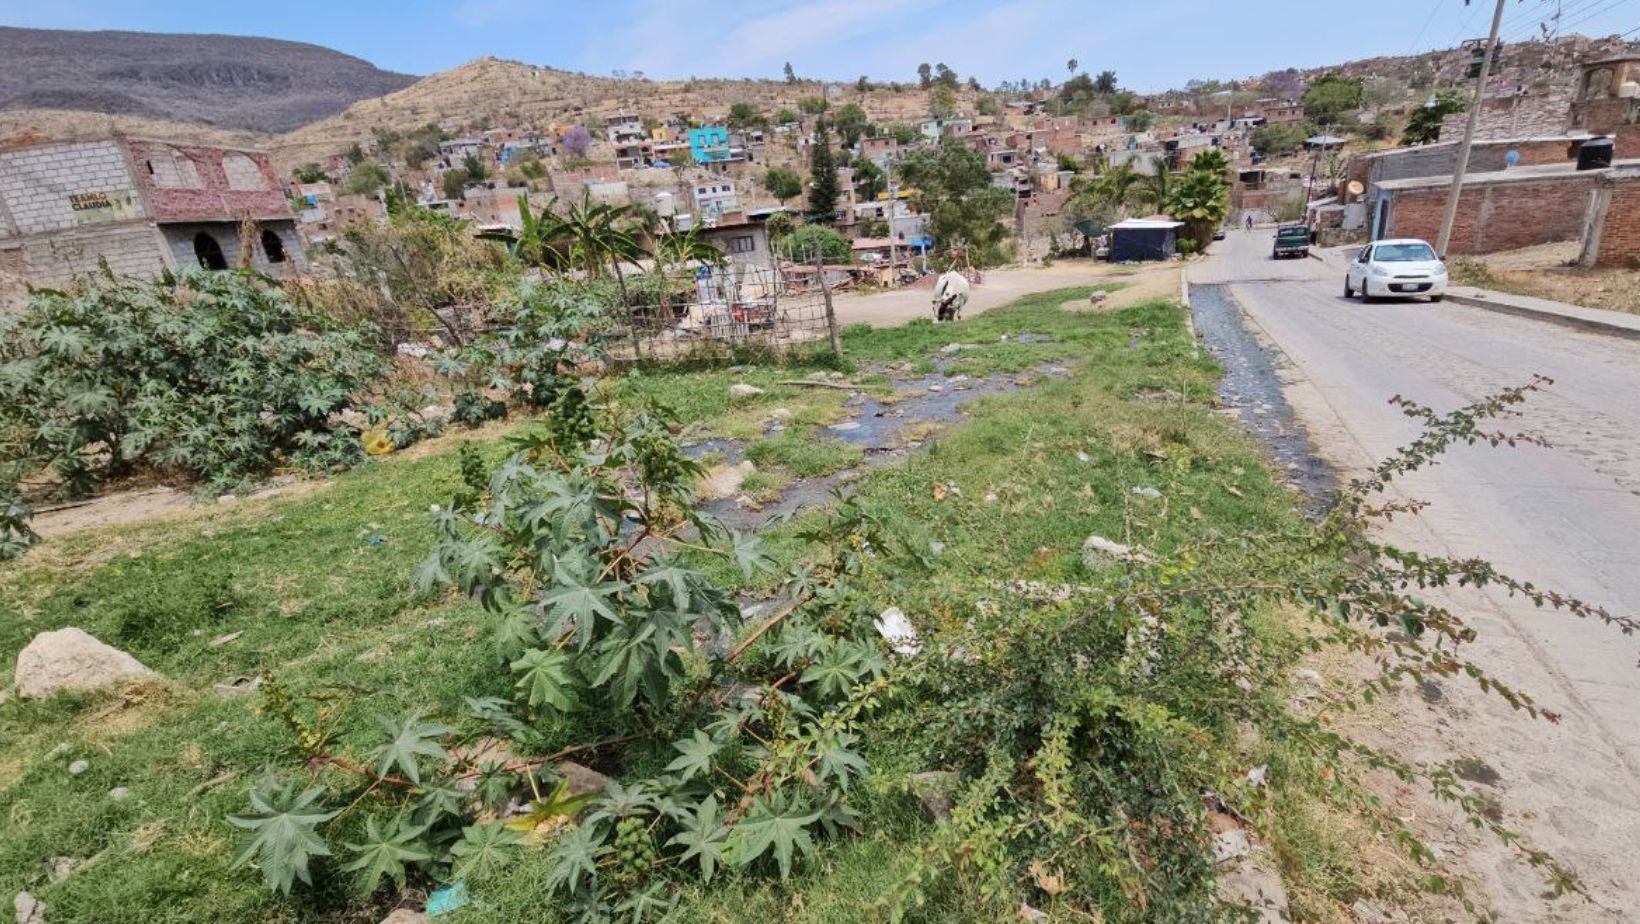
931 270 971 322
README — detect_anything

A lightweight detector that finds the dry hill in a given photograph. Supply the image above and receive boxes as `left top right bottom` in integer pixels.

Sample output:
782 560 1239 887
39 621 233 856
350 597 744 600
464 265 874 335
0 27 416 134
271 57 959 170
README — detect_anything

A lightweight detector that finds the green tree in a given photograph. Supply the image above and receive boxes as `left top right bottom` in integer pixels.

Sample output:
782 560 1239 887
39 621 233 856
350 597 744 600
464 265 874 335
887 123 918 145
929 84 957 119
897 140 1014 265
851 157 885 200
762 167 804 204
1251 122 1312 157
934 63 959 90
798 96 828 115
783 62 796 84
460 153 490 182
1166 168 1230 250
727 102 765 130
776 224 852 263
1126 109 1155 131
775 108 799 125
1067 58 1079 74
833 103 871 148
440 169 470 200
806 120 840 224
1137 160 1173 213
344 162 391 196
1094 69 1119 94
856 75 871 93
345 142 366 165
1403 89 1466 145
1303 73 1364 126
292 163 329 184
917 62 932 89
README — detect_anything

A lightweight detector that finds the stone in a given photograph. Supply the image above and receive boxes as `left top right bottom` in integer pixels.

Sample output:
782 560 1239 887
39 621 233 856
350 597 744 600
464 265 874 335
1290 668 1323 701
45 858 79 884
827 421 861 432
555 760 611 798
874 607 920 655
908 770 958 821
419 404 453 424
939 342 981 354
698 461 756 501
380 910 430 924
1351 899 1395 923
14 892 45 924
1130 486 1162 499
207 631 243 648
770 408 793 419
1080 535 1145 567
67 760 88 776
216 494 238 505
108 787 131 802
1212 828 1251 864
14 628 156 700
213 675 262 698
1216 852 1291 923
728 383 764 399
1016 903 1047 922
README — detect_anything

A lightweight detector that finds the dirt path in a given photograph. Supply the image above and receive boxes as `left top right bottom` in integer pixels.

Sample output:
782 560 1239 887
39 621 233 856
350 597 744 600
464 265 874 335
835 261 1179 327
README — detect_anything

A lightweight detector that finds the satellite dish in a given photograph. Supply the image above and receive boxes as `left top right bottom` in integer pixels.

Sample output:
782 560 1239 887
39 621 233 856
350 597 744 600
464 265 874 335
1347 180 1365 196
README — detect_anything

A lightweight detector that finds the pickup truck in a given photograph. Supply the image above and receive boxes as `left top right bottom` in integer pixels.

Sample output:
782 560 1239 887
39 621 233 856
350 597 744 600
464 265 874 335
1272 224 1311 259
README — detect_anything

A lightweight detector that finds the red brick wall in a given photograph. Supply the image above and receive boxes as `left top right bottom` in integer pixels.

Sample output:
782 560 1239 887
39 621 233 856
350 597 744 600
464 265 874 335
1385 175 1598 254
123 139 291 223
1595 175 1640 267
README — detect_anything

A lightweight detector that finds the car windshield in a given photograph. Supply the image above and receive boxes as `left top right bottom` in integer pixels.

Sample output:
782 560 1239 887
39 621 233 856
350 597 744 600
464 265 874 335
1374 243 1436 262
1277 227 1308 239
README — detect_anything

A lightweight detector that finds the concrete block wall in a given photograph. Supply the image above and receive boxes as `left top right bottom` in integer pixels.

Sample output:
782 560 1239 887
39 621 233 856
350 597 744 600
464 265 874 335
21 224 171 287
1384 174 1599 254
0 140 143 237
161 220 307 276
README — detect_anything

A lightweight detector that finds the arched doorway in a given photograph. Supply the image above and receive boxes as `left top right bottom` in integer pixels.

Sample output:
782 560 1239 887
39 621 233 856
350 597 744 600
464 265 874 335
193 232 228 271
260 228 287 264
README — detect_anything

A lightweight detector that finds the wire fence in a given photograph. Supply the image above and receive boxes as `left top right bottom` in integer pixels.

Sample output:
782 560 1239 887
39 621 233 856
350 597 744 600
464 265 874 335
607 262 838 361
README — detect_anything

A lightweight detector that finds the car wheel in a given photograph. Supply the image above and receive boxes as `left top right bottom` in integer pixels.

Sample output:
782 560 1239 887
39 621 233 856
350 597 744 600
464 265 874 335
1430 294 1444 303
1343 277 1353 298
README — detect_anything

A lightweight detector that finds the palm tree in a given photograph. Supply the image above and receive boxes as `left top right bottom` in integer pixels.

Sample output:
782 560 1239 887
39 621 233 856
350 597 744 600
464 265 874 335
1189 148 1231 177
1165 169 1230 250
1137 161 1174 214
479 195 574 271
652 225 726 270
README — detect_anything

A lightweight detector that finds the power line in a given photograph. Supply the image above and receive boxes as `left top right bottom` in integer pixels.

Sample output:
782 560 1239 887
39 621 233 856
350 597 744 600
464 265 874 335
1556 0 1636 33
1408 0 1449 53
1497 0 1605 41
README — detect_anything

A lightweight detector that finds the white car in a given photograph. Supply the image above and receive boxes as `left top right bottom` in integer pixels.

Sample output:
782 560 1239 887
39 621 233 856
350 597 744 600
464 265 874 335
1343 238 1448 302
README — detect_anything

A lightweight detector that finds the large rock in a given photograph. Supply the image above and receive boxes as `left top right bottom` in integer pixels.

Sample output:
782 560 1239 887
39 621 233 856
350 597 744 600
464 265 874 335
14 629 155 700
698 461 756 501
14 891 46 924
379 910 429 924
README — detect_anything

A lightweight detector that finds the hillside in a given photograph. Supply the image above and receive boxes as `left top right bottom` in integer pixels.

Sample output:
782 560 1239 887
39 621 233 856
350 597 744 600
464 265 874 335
0 27 417 134
271 56 959 169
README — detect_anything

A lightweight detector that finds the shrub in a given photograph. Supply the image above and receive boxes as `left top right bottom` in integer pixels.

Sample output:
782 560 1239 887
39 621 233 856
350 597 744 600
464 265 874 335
232 383 894 917
0 271 388 556
774 224 853 264
430 278 613 413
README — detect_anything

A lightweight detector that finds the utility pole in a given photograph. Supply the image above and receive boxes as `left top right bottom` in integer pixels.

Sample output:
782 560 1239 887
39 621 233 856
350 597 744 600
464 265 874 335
1437 0 1508 257
886 153 899 284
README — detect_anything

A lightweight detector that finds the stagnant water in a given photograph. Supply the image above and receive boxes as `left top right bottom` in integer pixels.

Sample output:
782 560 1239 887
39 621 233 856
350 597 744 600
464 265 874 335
1188 283 1338 515
683 359 1070 531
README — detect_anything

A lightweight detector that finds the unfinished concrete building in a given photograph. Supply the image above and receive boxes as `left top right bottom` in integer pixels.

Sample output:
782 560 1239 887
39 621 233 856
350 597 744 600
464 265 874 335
0 136 305 289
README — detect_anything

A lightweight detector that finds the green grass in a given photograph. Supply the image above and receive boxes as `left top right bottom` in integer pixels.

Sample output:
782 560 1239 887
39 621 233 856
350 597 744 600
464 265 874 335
744 429 864 478
0 287 1350 923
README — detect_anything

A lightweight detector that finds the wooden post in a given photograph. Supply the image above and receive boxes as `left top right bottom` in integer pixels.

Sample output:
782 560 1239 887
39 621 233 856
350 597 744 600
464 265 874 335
815 249 841 356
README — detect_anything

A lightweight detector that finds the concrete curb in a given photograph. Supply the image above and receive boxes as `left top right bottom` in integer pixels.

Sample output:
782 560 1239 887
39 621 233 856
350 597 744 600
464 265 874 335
1445 292 1640 342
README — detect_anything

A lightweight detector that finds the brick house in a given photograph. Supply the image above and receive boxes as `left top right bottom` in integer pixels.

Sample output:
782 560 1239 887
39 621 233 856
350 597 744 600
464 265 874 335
0 136 305 288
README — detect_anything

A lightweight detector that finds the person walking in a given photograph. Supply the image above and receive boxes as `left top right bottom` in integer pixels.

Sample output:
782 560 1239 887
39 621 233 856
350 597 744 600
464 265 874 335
1244 213 1254 231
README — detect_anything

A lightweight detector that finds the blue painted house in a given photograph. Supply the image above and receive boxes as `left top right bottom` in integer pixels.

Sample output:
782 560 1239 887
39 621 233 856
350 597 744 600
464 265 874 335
688 127 732 164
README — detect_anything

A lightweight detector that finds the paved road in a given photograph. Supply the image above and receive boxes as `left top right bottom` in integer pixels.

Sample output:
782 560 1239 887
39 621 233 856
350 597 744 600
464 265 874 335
1192 231 1640 921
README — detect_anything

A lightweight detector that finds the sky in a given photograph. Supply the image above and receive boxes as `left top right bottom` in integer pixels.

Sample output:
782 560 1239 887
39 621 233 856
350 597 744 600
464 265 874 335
1 0 1635 92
